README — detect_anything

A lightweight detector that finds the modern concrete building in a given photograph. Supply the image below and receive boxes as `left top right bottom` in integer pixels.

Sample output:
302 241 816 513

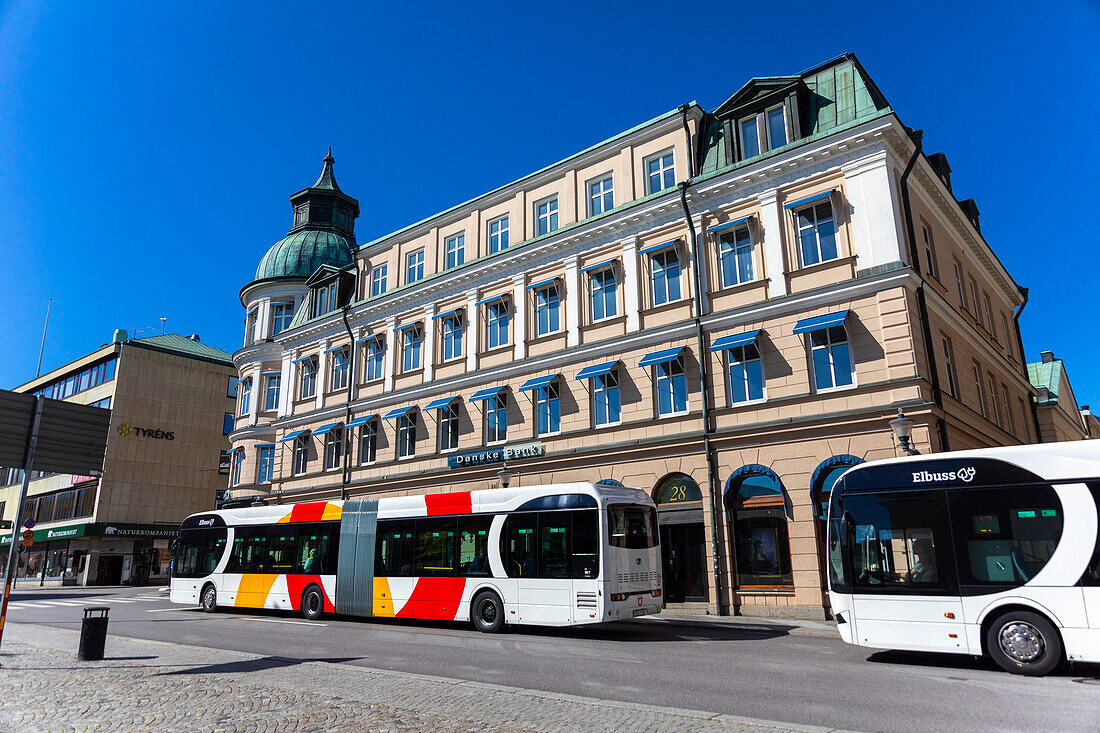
1027 350 1091 442
0 331 236 586
227 54 1038 618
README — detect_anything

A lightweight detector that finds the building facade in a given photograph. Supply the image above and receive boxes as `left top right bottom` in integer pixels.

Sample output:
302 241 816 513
1027 350 1091 442
227 55 1037 618
0 332 236 586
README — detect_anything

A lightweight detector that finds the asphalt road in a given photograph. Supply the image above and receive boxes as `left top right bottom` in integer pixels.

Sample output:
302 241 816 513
6 585 1100 732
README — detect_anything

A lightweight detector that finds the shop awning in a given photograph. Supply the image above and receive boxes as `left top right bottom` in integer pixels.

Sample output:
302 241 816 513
425 396 459 411
793 310 849 335
519 374 559 391
576 361 619 380
279 429 310 443
706 216 752 235
638 346 684 367
469 386 506 402
784 190 834 210
710 330 761 352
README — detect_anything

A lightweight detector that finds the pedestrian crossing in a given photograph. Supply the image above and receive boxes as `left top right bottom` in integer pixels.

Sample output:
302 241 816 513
5 594 165 611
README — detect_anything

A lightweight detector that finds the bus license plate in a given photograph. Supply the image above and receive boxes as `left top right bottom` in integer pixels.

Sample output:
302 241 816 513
633 608 648 617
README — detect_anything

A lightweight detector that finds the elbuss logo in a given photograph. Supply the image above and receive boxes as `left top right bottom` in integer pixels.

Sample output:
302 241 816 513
912 466 977 484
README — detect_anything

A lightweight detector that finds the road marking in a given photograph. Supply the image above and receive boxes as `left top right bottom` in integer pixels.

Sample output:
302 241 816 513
146 608 185 613
37 600 85 606
229 616 327 627
105 598 136 603
8 603 47 609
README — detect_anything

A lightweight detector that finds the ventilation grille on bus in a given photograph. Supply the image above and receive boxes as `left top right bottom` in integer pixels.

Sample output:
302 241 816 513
617 571 660 585
576 592 598 609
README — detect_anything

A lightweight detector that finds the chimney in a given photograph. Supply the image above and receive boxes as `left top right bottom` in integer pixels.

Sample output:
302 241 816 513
1036 386 1051 402
188 334 201 342
112 329 128 344
928 153 952 193
1040 350 1055 363
958 198 981 234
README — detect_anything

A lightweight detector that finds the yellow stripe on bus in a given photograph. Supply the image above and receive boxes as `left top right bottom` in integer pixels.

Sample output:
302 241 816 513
236 574 279 608
322 503 342 521
372 577 394 617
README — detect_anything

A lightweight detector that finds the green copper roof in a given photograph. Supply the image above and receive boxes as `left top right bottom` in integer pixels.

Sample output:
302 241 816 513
130 334 233 365
1027 358 1063 405
253 229 355 283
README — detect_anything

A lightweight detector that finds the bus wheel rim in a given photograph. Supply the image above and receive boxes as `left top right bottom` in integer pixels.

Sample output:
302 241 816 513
999 621 1044 663
307 593 320 614
480 600 496 623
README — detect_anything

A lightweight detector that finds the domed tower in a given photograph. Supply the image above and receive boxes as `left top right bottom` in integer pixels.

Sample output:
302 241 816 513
226 150 359 505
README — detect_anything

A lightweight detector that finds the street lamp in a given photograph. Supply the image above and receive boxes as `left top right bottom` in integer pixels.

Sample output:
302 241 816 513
889 408 920 456
497 463 513 489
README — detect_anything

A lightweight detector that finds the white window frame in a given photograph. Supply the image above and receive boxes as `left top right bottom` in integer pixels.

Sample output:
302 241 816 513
359 419 378 466
1000 313 1014 360
444 232 465 270
229 449 242 487
809 326 857 394
796 200 839 268
406 249 425 284
438 402 460 453
299 358 317 400
263 375 280 412
921 223 938 278
987 373 1001 427
238 377 252 416
486 299 510 350
654 356 689 418
271 302 294 335
364 338 385 382
969 277 982 326
726 343 766 406
397 411 416 460
534 283 561 337
402 326 423 372
370 264 388 297
941 335 958 398
983 294 995 339
485 392 508 445
257 447 274 484
764 104 788 150
588 266 618 322
954 260 966 308
442 313 463 362
592 370 622 428
487 215 509 254
644 149 675 194
1000 384 1015 434
293 435 309 476
324 427 344 471
535 382 561 437
535 196 559 236
648 247 682 306
718 226 755 288
972 362 986 416
587 174 614 217
739 116 761 159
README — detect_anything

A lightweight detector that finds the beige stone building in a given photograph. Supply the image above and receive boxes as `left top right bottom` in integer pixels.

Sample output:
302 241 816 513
227 54 1037 618
1027 350 1091 442
0 332 236 586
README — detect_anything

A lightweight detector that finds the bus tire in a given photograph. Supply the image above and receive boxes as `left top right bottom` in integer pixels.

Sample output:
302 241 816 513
301 585 325 621
471 591 504 633
985 610 1062 676
200 583 218 613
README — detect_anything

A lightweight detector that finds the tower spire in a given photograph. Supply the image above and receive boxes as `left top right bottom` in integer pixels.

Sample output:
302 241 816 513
311 147 340 191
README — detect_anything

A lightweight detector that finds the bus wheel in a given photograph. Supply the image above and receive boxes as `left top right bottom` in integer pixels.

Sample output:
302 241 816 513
986 610 1062 676
200 584 218 613
471 591 504 633
301 585 325 621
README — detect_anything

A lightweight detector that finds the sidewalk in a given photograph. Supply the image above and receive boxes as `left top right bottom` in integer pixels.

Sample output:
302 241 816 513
0 623 847 733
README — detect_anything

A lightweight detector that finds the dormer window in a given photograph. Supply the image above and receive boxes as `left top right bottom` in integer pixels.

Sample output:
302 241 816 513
311 281 338 318
739 105 789 160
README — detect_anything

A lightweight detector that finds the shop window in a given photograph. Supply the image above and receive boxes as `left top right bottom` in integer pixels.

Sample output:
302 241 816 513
726 467 793 588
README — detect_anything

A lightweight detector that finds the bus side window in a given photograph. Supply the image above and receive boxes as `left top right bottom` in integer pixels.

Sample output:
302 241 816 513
375 519 415 576
227 527 268 574
844 492 953 592
266 526 296 574
413 517 456 577
502 514 537 578
571 509 599 579
457 515 493 577
1085 483 1100 586
538 511 571 579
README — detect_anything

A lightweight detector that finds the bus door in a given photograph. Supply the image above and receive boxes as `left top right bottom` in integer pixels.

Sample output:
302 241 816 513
504 512 572 624
1081 483 1100 630
570 508 601 622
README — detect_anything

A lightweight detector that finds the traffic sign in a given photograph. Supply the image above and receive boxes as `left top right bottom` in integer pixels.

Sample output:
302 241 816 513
23 518 35 530
19 540 31 548
20 530 33 540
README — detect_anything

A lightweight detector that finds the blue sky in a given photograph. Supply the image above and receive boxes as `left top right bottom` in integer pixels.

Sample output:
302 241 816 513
1 1 1097 407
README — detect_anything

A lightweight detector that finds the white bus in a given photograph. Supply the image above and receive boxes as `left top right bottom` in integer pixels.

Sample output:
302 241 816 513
170 482 662 631
827 440 1100 675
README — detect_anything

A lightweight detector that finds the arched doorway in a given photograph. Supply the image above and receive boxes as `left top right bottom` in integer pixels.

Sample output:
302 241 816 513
725 466 793 589
653 473 707 603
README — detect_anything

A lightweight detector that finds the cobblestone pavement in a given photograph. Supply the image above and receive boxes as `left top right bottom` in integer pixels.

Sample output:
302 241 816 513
0 624 838 733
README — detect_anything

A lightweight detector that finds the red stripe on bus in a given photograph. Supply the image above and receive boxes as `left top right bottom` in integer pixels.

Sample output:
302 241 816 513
424 492 472 516
396 577 467 621
289 502 329 523
286 575 334 612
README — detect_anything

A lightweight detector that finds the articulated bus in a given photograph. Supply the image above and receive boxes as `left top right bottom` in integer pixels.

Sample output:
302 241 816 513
170 482 662 631
827 440 1100 675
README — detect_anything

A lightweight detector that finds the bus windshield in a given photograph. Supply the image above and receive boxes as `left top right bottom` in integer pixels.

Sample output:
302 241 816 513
607 505 658 549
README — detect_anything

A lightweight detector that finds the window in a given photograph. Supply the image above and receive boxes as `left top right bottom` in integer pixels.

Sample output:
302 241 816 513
645 150 675 194
324 427 344 470
1019 398 1030 442
973 362 986 416
295 523 339 574
402 325 422 372
397 410 416 459
810 326 854 391
413 517 457 576
375 519 415 576
649 248 681 306
257 447 274 484
364 338 384 381
330 349 349 391
719 227 754 288
941 336 958 398
488 215 509 254
439 402 459 452
223 412 235 435
728 471 793 587
299 358 317 399
175 528 227 579
727 343 764 404
585 267 618 322
1001 384 1015 434
486 392 508 444
536 381 560 436
246 309 258 345
766 106 787 149
988 373 1001 426
588 174 613 216
969 277 981 326
983 294 995 338
457 515 494 577
536 197 558 236
534 284 561 336
501 509 600 579
230 449 242 486
486 299 509 349
370 264 388 297
442 313 463 361
310 281 338 318
1001 314 1014 359
655 356 688 416
607 505 658 550
921 223 938 278
445 233 465 269
271 302 294 335
359 419 378 465
740 117 760 158
238 378 252 416
262 374 279 407
406 249 425 284
954 260 966 308
796 201 838 267
293 434 309 475
593 371 620 427
90 397 111 409
227 376 239 398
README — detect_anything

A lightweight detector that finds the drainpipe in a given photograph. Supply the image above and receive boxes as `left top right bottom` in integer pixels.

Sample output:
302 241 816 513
679 181 724 616
340 305 356 500
898 130 950 453
679 105 696 178
1013 287 1042 443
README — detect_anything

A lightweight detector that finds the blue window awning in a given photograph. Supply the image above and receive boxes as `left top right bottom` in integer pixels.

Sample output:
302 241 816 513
324 345 347 354
793 310 849 334
638 239 678 256
384 405 416 420
525 277 558 291
575 361 619 380
345 414 377 429
469 386 506 402
638 346 684 367
519 374 559 392
279 429 309 443
432 309 460 321
475 294 508 307
706 216 753 235
579 259 616 274
312 422 342 436
393 322 421 333
261 371 281 377
425 396 459 411
710 329 761 352
784 190 834 210
292 354 315 364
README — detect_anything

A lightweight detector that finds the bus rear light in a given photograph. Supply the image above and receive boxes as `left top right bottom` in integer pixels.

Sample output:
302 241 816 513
610 593 627 602
651 590 661 597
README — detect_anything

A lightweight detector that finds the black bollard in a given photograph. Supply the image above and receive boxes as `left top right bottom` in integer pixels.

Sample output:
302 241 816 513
77 607 109 661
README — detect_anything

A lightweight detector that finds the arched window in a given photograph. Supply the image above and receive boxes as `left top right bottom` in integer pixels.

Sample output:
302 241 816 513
726 466 793 588
654 474 703 508
811 455 863 520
